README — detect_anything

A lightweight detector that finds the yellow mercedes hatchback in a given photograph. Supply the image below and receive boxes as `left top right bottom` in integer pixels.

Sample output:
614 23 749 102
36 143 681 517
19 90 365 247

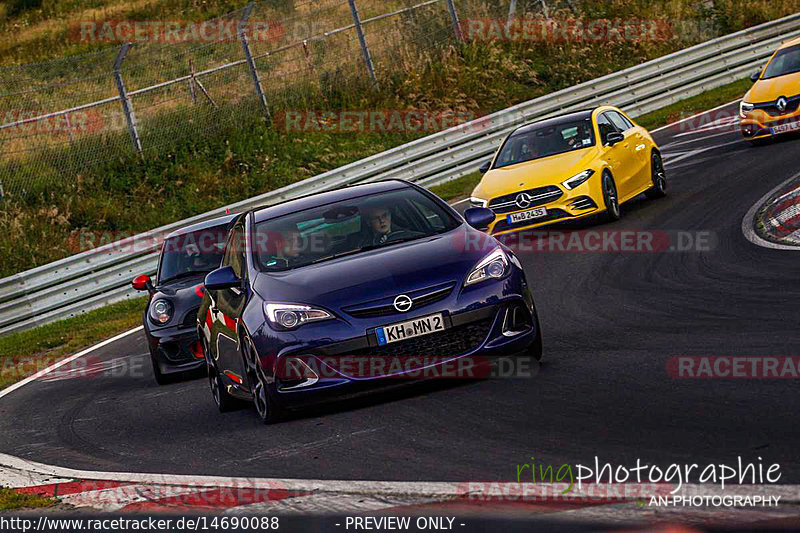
469 106 666 235
740 36 800 141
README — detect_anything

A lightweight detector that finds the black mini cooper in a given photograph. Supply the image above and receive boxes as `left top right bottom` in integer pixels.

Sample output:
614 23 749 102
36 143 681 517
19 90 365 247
132 214 237 384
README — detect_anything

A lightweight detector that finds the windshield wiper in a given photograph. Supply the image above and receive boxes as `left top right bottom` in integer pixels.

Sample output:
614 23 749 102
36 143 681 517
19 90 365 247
309 248 365 265
308 235 428 266
159 270 210 285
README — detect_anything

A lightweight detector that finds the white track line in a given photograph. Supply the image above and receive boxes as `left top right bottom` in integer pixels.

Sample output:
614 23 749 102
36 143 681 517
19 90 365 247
742 169 800 251
0 326 142 401
650 99 741 134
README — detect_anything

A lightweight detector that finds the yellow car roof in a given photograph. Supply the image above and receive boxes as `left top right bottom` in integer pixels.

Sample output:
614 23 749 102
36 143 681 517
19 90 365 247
778 35 800 51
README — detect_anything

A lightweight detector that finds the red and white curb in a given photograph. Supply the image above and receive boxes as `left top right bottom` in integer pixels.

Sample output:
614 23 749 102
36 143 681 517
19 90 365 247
743 169 800 250
762 183 800 244
4 452 800 523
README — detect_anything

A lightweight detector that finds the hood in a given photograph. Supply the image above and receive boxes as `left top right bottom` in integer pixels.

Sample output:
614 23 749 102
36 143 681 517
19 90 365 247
253 227 495 312
149 274 206 330
746 71 800 103
473 147 598 200
156 273 207 296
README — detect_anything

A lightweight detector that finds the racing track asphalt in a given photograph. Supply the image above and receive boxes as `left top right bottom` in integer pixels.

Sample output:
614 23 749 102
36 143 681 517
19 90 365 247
1 102 799 483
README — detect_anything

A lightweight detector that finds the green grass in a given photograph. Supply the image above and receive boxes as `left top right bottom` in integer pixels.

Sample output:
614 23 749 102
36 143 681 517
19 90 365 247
635 77 752 131
0 488 56 511
3 1 798 279
0 297 145 390
430 171 482 202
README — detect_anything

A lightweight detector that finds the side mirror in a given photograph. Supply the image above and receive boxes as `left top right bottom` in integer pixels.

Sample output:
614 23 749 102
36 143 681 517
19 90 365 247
479 160 491 174
132 274 154 294
605 131 624 146
464 207 495 231
750 69 761 82
204 266 241 291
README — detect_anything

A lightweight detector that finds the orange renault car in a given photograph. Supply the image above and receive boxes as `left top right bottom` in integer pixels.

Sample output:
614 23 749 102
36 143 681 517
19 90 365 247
740 36 800 141
468 106 666 236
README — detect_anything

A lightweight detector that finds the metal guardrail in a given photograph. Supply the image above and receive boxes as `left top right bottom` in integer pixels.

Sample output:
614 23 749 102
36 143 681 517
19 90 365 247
1 13 799 335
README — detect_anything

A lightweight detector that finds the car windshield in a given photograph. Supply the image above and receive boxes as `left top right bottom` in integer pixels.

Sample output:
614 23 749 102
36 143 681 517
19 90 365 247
158 225 228 284
762 44 800 79
252 188 460 272
493 118 595 169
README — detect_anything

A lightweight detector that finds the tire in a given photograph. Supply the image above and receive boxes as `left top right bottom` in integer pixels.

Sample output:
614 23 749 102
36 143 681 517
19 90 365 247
529 326 543 362
242 335 283 424
601 171 621 222
645 151 667 199
151 354 170 386
208 363 238 413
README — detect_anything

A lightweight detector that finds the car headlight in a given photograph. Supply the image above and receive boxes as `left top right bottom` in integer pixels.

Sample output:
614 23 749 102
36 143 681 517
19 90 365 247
739 101 754 118
150 299 173 325
465 248 509 286
469 197 488 208
264 303 333 330
561 169 594 190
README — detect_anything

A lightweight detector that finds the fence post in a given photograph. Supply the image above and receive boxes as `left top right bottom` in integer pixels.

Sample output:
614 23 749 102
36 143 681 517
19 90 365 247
445 0 463 41
239 2 271 120
507 0 517 25
113 43 143 154
347 0 377 87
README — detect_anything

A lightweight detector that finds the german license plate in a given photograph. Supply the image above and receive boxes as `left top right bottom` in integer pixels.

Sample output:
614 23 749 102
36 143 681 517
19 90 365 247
375 313 445 345
772 121 800 134
507 207 547 224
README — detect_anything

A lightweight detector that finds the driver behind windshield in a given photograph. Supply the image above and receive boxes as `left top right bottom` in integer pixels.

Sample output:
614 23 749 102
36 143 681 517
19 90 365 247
261 223 306 269
360 202 420 246
183 243 217 273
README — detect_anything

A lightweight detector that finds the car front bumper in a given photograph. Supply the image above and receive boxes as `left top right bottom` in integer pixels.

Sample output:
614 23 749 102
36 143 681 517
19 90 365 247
740 108 800 139
146 325 206 375
247 270 540 409
482 179 606 236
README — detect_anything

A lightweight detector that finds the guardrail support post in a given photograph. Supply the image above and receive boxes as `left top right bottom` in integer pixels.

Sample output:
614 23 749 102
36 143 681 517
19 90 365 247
445 0 463 42
239 2 271 120
347 0 378 87
113 43 143 155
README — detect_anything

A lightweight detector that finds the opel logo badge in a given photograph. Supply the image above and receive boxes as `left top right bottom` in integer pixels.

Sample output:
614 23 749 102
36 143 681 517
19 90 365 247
393 294 413 312
776 97 788 113
515 192 533 209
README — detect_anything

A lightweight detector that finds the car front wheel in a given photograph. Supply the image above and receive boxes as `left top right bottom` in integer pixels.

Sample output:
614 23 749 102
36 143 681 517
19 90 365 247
243 335 283 424
645 151 667 199
208 362 238 413
601 171 621 222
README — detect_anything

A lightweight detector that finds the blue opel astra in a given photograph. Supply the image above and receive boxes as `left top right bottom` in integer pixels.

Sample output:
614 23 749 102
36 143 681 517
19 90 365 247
198 179 542 423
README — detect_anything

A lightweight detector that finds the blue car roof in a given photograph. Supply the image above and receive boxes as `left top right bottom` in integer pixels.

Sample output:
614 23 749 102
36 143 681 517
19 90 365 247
163 213 238 240
252 180 410 223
